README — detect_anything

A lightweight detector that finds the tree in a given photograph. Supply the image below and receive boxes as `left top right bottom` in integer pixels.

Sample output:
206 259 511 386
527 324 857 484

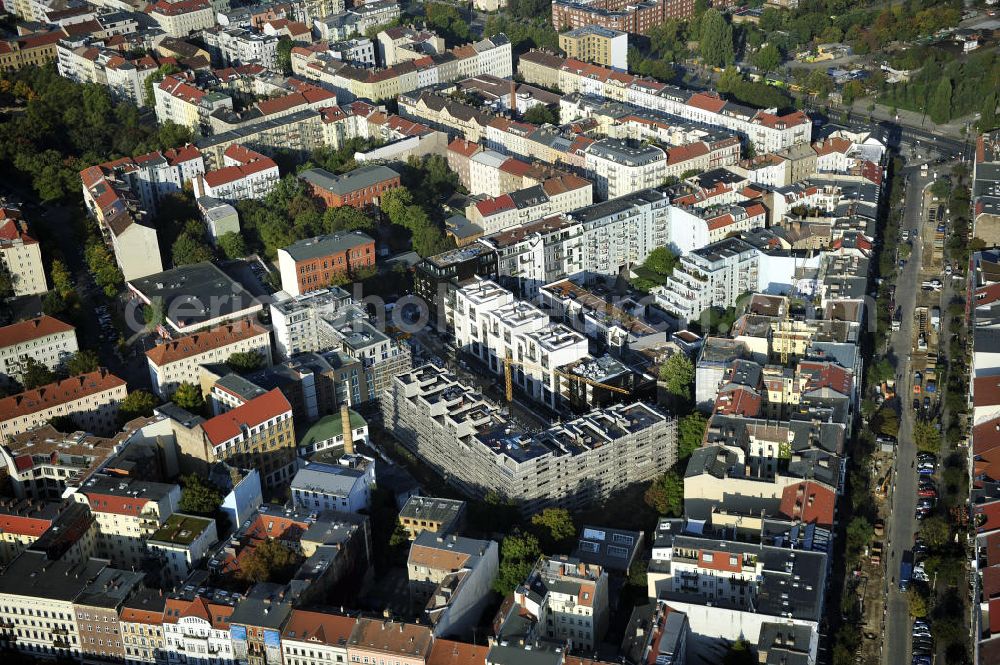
678 413 708 460
494 531 541 595
85 242 123 297
50 259 73 298
723 639 756 665
21 357 55 389
644 468 684 516
275 36 294 75
913 419 941 453
172 382 205 412
920 515 950 549
523 104 558 125
877 407 899 438
218 231 248 260
699 9 734 68
869 358 894 384
908 589 929 618
323 206 375 234
978 90 998 133
66 349 100 375
844 516 873 560
227 351 264 374
928 77 952 125
171 233 213 267
530 508 576 550
237 538 300 583
660 353 694 402
119 390 157 423
752 43 781 74
179 474 223 515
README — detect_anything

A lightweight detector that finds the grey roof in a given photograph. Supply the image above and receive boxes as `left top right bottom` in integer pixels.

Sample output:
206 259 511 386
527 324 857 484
299 164 399 196
229 582 293 629
280 231 375 262
587 138 664 166
0 551 109 600
684 445 737 479
215 373 267 401
571 525 643 572
409 531 493 566
399 495 465 525
486 643 563 665
291 463 365 497
128 261 259 328
76 567 145 608
79 474 178 502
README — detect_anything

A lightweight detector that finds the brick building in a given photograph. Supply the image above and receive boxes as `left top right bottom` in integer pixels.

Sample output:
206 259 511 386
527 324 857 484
277 231 377 296
299 164 400 209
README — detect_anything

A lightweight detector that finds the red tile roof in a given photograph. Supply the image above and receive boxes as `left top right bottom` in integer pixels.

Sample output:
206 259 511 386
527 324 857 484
976 376 1000 409
975 418 1000 457
201 389 291 446
145 320 269 366
687 93 726 113
985 566 1000 600
163 596 233 629
475 194 515 217
976 500 1000 534
779 481 836 527
447 139 481 158
0 315 73 349
427 640 489 665
0 369 124 422
282 610 357 645
666 141 709 166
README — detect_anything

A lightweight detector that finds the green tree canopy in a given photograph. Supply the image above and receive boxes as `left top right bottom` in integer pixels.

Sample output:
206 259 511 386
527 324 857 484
523 104 558 125
21 357 55 389
119 390 157 423
920 515 950 549
237 538 301 583
644 468 684 516
678 413 708 460
179 474 223 515
172 382 205 413
493 531 541 595
530 508 576 551
218 232 249 260
928 77 953 125
752 43 781 73
660 353 695 403
227 351 265 374
85 242 123 298
913 419 941 453
699 9 734 68
50 259 74 298
908 589 929 618
323 206 375 234
66 349 100 376
171 232 213 267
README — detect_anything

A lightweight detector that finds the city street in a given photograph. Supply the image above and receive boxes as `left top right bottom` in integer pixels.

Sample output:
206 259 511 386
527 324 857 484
882 166 932 665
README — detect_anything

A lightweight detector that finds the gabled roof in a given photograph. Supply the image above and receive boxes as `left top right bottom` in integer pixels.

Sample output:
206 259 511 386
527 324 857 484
779 481 836 527
201 389 291 446
0 315 73 349
0 369 124 422
282 609 356 646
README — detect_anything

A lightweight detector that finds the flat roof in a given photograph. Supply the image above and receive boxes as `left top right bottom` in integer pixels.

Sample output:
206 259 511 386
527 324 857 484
129 261 259 329
149 512 215 546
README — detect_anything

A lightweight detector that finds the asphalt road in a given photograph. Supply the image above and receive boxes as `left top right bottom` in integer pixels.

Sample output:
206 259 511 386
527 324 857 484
882 167 932 665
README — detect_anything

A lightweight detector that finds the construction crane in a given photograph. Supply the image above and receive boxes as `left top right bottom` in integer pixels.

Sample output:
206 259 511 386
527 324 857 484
503 352 631 403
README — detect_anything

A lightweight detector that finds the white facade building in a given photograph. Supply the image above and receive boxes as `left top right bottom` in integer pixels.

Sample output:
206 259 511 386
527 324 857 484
584 139 667 200
290 457 376 514
654 237 760 323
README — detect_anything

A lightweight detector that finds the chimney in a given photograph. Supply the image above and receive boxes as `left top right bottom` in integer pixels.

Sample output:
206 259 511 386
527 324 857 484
341 404 354 455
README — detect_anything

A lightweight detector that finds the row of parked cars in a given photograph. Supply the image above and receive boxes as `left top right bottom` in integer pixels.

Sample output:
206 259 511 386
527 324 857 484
912 618 933 664
914 453 937 520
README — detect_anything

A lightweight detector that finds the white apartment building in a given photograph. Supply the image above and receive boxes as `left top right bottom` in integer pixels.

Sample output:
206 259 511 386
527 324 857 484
521 53 811 153
0 369 127 439
329 37 376 67
452 278 589 410
584 139 667 200
207 27 279 68
146 513 218 587
71 475 180 570
281 610 355 665
654 237 760 323
57 43 160 108
0 315 76 385
192 145 280 201
148 0 216 37
162 592 236 665
468 149 508 197
290 457 376 514
119 589 168 665
0 207 49 296
515 557 609 653
154 73 233 133
145 319 273 398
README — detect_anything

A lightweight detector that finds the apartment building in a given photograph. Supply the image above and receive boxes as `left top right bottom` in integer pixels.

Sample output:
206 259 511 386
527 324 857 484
480 188 671 296
407 532 499 637
81 146 205 217
296 408 369 456
0 552 110 658
0 426 120 500
119 588 167 665
552 0 696 36
399 92 495 143
452 278 590 410
0 369 127 439
520 53 811 153
205 27 279 68
281 610 356 665
162 589 237 665
584 139 666 200
0 499 94 565
71 475 180 569
146 513 218 587
376 26 446 67
559 25 627 70
148 0 215 37
346 618 433 665
199 388 296 489
654 237 760 323
154 73 234 133
467 175 593 235
0 29 63 72
74 566 146 663
0 207 46 295
292 34 512 102
291 457 376 514
299 164 401 209
146 319 272 398
0 315 78 386
382 364 677 513
398 496 466 540
57 42 161 107
515 556 609 652
277 231 377 296
192 144 280 201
